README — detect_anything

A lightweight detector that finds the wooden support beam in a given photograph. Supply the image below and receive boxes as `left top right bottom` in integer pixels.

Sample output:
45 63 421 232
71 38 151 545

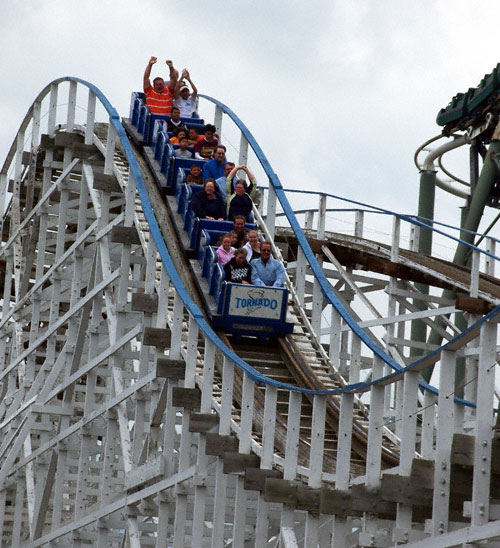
319 488 359 517
296 485 321 513
111 226 141 245
40 134 55 148
171 387 201 411
72 142 100 159
188 413 219 433
142 327 171 348
222 452 260 474
351 484 397 518
244 468 282 491
264 478 297 505
131 293 159 314
205 433 239 457
156 358 185 380
54 132 84 146
93 173 122 193
455 294 493 315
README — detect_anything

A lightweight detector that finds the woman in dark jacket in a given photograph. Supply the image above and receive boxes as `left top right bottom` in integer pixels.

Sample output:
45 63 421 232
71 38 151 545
190 179 226 220
224 248 252 284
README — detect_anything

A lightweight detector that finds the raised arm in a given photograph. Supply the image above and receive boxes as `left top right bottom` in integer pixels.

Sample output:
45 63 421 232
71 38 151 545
143 56 157 90
174 68 187 99
166 60 178 90
184 69 198 98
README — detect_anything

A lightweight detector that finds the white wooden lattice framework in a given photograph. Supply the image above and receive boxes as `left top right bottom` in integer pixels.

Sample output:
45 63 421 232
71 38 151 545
0 78 499 547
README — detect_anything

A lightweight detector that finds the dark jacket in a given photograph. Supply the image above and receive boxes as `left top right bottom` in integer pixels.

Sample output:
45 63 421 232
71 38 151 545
191 191 226 219
224 257 252 284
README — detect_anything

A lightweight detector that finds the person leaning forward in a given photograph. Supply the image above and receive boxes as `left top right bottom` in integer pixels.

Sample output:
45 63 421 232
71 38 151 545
143 56 178 115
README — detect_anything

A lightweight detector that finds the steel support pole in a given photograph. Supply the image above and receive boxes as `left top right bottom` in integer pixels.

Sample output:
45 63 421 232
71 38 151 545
409 169 436 359
424 139 500 371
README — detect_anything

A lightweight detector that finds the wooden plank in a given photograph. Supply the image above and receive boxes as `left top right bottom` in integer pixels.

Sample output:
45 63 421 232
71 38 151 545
380 474 432 506
296 485 321 513
205 433 239 457
111 226 141 245
72 142 100 159
455 294 492 315
188 413 219 433
93 173 122 193
263 478 297 505
411 458 434 490
451 433 474 466
54 132 84 146
171 387 201 411
319 488 359 517
244 468 282 491
351 485 397 518
131 293 159 313
142 327 171 348
40 134 55 148
222 452 260 474
156 358 185 380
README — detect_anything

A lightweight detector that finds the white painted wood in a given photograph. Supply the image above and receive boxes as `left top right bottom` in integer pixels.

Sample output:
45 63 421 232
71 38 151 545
432 350 456 536
317 194 327 240
255 385 278 548
214 105 223 136
366 356 384 487
266 183 277 241
85 90 96 145
232 372 255 547
239 133 248 165
67 80 77 131
304 395 326 547
211 355 235 548
471 319 497 527
281 391 301 531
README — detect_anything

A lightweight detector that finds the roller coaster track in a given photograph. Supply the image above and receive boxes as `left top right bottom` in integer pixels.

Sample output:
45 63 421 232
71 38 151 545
0 78 500 547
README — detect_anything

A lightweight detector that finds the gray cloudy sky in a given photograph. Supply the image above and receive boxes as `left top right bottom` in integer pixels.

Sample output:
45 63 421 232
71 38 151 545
1 1 500 231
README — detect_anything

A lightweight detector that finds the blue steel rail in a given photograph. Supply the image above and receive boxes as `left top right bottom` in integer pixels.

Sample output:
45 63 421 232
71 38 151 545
8 78 499 402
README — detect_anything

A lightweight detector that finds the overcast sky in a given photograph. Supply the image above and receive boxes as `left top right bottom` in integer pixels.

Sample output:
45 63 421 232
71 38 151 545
1 1 500 234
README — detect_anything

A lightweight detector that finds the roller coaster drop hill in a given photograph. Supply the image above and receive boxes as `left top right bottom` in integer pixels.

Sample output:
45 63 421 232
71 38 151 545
0 74 500 547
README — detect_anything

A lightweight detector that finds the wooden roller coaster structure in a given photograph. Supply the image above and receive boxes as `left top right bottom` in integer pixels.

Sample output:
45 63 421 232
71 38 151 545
0 77 499 547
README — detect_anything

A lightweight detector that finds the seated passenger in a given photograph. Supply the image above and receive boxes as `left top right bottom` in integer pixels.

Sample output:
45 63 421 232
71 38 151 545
190 179 226 220
224 248 252 284
216 234 236 265
251 241 285 288
243 230 261 261
216 161 235 202
174 137 193 159
226 165 257 222
169 127 188 145
163 107 187 133
203 146 227 182
232 215 249 248
187 127 201 147
227 230 239 248
174 69 198 118
186 165 203 185
194 124 219 160
143 56 178 115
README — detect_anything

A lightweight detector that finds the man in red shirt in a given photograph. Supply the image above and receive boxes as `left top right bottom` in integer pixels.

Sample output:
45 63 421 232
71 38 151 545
143 56 178 115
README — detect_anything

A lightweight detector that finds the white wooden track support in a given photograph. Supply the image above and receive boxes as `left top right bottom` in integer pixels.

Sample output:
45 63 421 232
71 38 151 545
0 78 499 547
